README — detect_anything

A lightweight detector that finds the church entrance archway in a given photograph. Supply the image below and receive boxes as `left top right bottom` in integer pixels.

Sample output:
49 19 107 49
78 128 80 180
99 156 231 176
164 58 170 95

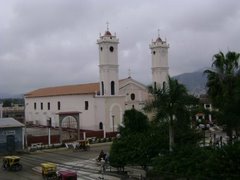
62 116 78 129
110 103 123 132
57 112 81 143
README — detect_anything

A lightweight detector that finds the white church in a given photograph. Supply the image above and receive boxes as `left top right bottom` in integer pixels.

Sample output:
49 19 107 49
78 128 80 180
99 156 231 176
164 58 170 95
24 28 169 134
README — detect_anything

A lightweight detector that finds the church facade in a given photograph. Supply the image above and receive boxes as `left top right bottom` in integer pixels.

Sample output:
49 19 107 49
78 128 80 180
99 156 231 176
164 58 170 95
24 28 169 133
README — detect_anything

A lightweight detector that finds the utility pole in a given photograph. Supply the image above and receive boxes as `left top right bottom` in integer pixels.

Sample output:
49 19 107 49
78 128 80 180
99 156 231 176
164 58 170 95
0 103 3 118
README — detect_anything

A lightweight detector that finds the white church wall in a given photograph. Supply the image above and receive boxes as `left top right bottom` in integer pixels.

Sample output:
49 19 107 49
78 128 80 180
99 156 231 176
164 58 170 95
106 96 125 132
109 102 123 132
94 97 106 130
25 94 96 129
95 95 125 132
119 80 149 112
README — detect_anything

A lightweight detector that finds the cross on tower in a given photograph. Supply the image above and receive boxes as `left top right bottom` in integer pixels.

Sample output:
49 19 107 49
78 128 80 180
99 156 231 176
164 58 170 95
158 29 160 37
128 67 131 78
106 21 109 31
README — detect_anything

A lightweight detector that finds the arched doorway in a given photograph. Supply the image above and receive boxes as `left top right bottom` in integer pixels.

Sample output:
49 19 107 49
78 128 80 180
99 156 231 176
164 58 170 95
61 116 78 129
61 116 78 140
99 122 103 130
57 111 81 143
110 103 123 132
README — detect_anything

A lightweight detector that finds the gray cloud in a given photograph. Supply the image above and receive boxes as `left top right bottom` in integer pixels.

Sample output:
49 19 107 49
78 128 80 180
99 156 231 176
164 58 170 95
0 0 240 96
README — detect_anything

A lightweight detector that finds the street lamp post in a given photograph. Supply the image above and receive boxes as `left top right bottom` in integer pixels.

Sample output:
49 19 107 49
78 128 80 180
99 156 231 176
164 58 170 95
47 118 52 146
112 115 115 133
24 103 29 149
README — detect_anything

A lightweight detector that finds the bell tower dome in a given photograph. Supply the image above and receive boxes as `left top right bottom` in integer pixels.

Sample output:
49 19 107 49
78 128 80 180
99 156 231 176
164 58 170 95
149 32 169 89
97 25 119 96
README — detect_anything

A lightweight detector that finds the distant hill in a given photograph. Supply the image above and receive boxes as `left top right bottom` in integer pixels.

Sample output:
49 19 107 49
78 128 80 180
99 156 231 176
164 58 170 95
0 93 23 99
173 69 208 96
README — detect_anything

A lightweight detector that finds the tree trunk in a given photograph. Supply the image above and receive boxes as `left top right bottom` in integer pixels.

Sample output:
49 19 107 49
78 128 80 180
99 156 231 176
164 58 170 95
169 115 174 152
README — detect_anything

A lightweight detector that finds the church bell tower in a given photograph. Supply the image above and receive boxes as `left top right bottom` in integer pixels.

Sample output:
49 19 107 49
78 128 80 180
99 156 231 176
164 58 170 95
97 25 119 96
149 33 169 89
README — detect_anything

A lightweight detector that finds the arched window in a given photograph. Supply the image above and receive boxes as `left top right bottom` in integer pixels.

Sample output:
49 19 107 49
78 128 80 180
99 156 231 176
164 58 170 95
163 81 166 90
130 93 135 100
101 81 104 95
99 122 103 130
111 81 115 95
57 101 61 110
109 46 114 52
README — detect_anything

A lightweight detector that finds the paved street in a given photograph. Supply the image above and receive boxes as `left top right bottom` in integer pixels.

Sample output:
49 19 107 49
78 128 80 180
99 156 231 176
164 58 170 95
33 158 120 180
0 142 122 180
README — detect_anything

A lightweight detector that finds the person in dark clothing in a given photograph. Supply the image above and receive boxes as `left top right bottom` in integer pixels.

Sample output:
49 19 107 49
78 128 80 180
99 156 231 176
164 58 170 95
97 150 106 161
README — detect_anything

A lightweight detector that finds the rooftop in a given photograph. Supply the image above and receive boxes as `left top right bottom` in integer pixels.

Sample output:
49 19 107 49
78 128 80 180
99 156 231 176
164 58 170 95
24 78 137 98
25 82 100 98
0 117 24 128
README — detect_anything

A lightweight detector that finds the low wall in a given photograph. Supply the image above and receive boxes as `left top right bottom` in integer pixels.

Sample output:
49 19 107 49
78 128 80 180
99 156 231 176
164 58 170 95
27 134 60 146
26 128 118 146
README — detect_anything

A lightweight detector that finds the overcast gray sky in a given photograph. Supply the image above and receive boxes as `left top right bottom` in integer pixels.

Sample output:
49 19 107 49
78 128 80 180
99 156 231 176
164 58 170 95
0 0 240 96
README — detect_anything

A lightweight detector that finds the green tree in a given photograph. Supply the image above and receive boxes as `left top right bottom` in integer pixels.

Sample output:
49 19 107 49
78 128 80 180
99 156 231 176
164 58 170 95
150 142 240 179
3 99 12 107
145 77 198 151
2 98 24 107
110 109 151 169
204 51 240 142
119 108 149 136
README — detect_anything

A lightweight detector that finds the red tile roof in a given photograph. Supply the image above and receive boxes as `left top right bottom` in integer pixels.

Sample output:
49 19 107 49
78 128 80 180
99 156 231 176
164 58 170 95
25 77 143 98
25 82 100 98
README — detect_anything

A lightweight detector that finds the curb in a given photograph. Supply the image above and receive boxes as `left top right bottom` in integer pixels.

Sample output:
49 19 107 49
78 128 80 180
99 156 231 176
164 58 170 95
25 141 112 154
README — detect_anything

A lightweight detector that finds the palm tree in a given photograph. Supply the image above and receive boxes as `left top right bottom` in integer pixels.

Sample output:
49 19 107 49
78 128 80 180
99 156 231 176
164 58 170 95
204 51 240 143
145 77 191 151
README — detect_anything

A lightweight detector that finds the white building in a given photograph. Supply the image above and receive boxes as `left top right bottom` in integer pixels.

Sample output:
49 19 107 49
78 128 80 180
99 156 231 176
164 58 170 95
150 36 169 89
24 28 169 133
